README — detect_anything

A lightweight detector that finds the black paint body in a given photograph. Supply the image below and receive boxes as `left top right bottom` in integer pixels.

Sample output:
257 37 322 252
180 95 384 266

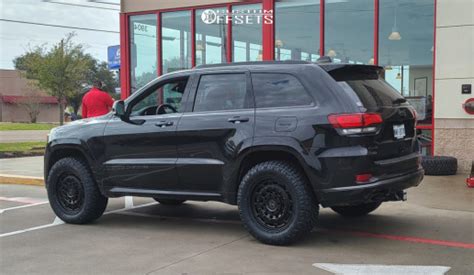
45 62 424 207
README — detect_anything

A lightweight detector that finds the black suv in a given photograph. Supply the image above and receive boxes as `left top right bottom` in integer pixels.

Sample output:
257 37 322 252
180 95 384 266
45 61 423 245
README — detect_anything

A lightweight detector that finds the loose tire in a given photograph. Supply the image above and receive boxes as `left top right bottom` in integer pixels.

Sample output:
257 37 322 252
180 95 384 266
421 156 457 176
47 157 108 224
153 198 186 205
331 202 381 217
237 161 318 245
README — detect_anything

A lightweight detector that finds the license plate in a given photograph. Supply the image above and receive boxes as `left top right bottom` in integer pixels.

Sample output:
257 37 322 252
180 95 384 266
393 124 406 139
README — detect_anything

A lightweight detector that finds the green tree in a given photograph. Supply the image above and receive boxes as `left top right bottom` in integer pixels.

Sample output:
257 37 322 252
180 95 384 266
13 33 92 125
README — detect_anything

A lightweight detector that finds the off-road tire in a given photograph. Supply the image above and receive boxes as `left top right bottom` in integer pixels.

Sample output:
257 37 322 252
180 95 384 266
331 202 382 217
421 156 457 176
237 161 319 245
153 198 186 205
47 157 108 224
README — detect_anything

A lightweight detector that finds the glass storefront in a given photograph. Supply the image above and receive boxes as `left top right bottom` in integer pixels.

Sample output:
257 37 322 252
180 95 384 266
325 0 374 64
275 0 320 61
195 8 228 65
126 1 435 149
129 14 157 92
379 0 434 147
232 4 263 62
161 11 192 74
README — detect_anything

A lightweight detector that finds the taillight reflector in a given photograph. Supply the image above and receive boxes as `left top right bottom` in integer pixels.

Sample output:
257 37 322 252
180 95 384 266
356 173 373 183
328 113 383 128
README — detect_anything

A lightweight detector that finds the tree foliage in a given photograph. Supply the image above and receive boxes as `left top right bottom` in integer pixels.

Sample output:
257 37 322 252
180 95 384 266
13 33 117 124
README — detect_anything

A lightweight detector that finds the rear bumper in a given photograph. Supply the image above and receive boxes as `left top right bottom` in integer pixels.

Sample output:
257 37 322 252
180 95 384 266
318 168 424 207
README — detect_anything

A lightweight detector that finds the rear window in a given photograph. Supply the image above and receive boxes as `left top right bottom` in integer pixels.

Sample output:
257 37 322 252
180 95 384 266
252 73 314 108
337 79 404 109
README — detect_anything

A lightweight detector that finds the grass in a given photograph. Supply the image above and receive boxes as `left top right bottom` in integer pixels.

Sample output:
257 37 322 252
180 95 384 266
0 142 46 153
0 123 56 131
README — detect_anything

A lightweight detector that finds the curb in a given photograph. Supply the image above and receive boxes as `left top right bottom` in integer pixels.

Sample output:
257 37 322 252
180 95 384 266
0 174 44 186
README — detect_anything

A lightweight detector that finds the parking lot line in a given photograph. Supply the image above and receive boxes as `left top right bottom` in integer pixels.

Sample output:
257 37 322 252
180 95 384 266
0 201 157 238
313 263 451 275
0 201 49 214
328 228 474 249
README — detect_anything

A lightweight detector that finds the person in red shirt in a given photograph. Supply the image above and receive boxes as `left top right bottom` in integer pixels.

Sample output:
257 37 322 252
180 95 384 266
81 81 114 118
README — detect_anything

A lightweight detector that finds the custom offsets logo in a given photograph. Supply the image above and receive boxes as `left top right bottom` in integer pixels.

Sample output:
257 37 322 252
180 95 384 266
201 9 273 25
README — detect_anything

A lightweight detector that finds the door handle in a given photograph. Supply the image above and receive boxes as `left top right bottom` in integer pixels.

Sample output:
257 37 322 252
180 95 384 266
227 117 250 124
155 121 174 127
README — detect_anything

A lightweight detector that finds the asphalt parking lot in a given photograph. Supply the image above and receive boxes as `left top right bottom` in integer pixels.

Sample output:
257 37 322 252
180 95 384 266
0 175 473 274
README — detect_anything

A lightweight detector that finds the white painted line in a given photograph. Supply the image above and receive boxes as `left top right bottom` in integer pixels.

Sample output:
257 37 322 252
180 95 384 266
124 196 134 209
0 201 49 214
0 202 158 238
0 196 46 204
313 263 451 275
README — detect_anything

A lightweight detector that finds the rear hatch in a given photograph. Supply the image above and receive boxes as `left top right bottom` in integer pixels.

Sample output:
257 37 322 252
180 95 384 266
323 65 419 174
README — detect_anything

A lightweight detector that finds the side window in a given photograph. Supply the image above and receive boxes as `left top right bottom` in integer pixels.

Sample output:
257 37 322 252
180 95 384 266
193 74 248 112
130 78 188 116
252 73 314 108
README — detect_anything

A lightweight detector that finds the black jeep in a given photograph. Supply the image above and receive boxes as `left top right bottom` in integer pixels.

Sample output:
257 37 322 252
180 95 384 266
45 61 423 245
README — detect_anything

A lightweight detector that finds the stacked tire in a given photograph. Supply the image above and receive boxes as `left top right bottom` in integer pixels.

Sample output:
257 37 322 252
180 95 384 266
421 156 457 176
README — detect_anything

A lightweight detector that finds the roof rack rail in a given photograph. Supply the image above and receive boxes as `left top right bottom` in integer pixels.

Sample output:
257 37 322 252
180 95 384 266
194 60 312 69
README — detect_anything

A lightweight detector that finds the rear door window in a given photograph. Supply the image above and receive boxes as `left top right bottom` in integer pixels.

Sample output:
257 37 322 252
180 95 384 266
193 74 249 112
252 73 314 108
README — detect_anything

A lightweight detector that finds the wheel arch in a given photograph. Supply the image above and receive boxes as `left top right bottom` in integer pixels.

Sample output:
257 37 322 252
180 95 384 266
45 142 97 184
225 145 315 205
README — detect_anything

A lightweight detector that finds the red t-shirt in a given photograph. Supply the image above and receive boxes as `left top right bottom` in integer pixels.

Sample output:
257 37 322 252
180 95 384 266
81 87 114 118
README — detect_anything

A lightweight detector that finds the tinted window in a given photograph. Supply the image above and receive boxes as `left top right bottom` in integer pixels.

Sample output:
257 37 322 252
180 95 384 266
130 78 187 116
337 79 404 109
194 74 248 112
252 73 314 108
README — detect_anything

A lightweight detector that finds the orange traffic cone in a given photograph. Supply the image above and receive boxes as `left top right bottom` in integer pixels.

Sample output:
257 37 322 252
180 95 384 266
466 161 474 188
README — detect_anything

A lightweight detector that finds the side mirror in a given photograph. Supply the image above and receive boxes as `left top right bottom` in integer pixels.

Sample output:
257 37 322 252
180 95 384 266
112 100 126 118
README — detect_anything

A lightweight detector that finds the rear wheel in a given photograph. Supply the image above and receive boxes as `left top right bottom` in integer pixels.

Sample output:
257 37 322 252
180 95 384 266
331 202 382 217
238 161 318 245
153 198 186 205
47 157 108 224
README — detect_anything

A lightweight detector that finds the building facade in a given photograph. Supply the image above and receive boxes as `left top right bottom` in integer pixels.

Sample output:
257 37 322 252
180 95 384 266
119 0 473 172
0 70 60 123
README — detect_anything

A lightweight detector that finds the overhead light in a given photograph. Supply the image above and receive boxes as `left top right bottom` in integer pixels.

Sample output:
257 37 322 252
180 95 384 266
385 65 393 70
389 1 402 40
396 72 402 79
275 39 283 48
388 28 402 40
327 49 337 57
368 57 374 65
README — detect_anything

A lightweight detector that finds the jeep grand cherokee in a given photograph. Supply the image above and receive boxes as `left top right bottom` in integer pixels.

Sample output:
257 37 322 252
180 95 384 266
45 61 423 245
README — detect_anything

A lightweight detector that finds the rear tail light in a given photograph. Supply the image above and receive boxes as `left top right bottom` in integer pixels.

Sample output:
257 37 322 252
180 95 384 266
356 173 373 183
328 113 383 135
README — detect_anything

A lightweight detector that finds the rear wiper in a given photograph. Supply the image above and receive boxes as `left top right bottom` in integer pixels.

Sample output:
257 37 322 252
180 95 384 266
393 98 407 104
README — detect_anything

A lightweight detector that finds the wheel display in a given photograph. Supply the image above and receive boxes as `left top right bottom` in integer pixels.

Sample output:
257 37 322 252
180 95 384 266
331 202 382 217
421 156 457 176
47 157 108 224
238 161 318 245
153 198 186 205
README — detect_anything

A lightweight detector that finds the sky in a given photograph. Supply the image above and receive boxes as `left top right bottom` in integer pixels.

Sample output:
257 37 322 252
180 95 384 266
0 0 120 69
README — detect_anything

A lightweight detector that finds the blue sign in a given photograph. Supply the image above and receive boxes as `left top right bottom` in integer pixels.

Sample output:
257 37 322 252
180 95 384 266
107 45 120 70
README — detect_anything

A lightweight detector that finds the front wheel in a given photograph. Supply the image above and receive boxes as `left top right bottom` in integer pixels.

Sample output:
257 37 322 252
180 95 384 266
47 157 108 224
238 161 319 245
331 202 382 217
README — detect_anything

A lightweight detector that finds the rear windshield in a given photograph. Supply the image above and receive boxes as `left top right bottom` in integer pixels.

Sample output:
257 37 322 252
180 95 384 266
337 79 404 109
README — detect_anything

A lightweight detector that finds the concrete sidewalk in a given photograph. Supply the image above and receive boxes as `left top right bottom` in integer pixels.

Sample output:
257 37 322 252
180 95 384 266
0 156 43 178
0 130 50 143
